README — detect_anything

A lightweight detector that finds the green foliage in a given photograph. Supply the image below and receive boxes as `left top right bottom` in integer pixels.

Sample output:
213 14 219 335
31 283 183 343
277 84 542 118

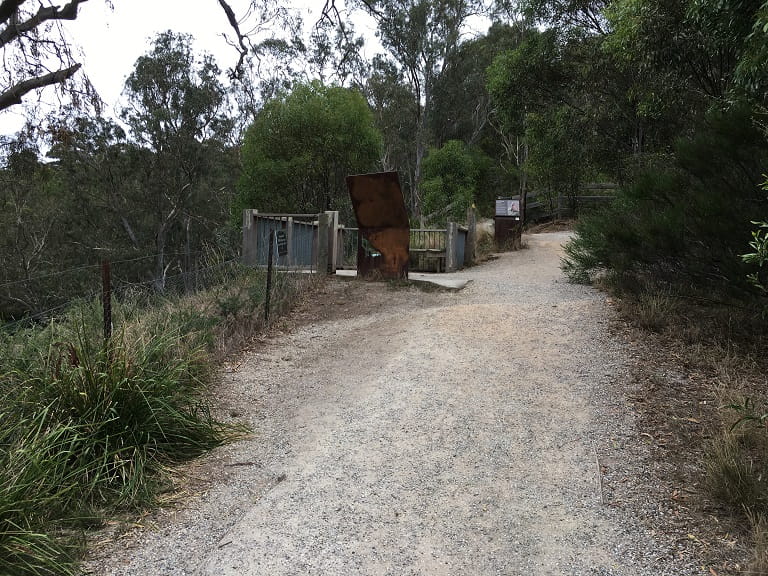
563 105 768 293
430 23 524 146
0 311 229 575
121 31 236 290
2 315 228 507
0 409 84 576
734 2 768 102
526 105 589 212
742 177 768 297
1 32 240 320
487 28 569 130
0 260 316 575
729 397 768 431
236 82 382 221
421 140 477 223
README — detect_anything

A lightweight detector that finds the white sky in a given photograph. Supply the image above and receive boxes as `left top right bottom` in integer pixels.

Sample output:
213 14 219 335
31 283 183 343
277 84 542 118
1 0 489 137
1 0 377 135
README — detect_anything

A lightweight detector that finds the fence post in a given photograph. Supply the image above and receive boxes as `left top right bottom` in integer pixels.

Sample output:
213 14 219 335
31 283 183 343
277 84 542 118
446 222 459 272
328 211 339 274
265 230 274 322
466 205 477 266
317 212 334 276
286 217 294 269
242 209 259 266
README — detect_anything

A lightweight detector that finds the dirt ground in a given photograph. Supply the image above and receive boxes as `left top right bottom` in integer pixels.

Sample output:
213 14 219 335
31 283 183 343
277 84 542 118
84 232 748 575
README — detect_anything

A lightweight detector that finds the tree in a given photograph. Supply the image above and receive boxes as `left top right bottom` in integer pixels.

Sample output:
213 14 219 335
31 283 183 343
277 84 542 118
354 0 488 222
487 28 571 220
0 0 98 112
605 0 766 102
525 105 589 215
518 0 609 34
365 56 419 192
0 0 294 115
0 143 61 318
421 140 477 223
47 115 143 253
236 81 382 222
430 22 524 148
122 31 234 291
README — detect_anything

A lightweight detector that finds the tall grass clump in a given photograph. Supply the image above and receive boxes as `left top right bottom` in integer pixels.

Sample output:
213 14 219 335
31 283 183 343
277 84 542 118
0 262 315 574
0 303 236 574
0 409 83 576
3 308 234 503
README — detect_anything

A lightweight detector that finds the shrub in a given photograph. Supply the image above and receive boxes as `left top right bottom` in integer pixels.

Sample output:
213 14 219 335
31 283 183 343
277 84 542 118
562 105 768 299
422 140 477 224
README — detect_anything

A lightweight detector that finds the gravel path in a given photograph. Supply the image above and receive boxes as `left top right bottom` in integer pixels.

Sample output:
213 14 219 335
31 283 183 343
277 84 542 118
85 232 702 575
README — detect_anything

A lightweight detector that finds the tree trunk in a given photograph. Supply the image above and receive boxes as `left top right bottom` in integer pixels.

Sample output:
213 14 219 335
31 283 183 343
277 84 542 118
154 222 167 293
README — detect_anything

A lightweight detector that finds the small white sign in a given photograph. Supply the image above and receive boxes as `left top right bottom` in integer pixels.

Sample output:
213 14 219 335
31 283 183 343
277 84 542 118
495 199 520 217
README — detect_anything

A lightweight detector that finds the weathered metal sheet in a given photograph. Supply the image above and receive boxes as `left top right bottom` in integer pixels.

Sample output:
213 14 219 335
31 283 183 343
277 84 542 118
346 172 410 279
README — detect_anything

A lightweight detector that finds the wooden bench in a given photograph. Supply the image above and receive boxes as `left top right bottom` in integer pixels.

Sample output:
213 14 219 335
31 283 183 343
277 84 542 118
410 248 446 273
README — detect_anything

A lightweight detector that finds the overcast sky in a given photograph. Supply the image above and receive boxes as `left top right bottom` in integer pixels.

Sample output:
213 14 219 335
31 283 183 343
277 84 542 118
1 1 488 137
1 0 373 135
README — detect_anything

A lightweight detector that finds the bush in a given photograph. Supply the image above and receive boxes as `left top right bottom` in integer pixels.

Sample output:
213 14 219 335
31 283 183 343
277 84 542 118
562 105 768 299
422 140 477 224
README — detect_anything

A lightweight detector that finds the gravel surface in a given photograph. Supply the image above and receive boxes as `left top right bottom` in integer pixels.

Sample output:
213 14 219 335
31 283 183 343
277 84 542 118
84 232 706 575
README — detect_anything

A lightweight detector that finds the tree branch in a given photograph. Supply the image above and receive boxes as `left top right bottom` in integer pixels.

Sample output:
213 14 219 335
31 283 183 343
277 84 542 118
0 63 81 111
0 0 25 27
0 0 89 49
217 0 249 79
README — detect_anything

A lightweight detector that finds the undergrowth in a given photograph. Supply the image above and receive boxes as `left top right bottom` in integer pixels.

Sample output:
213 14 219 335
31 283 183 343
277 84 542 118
589 274 768 573
0 265 315 575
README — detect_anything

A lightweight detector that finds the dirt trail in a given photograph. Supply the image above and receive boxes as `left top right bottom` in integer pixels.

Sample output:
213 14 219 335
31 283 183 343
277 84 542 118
86 232 698 575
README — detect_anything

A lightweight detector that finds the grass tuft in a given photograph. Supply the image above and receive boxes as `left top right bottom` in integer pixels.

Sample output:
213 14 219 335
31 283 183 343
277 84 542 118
0 264 312 575
706 428 768 512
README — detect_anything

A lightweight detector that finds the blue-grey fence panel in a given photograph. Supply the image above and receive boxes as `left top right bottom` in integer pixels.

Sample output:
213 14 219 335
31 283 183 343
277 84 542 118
291 220 317 269
254 216 317 270
255 218 276 266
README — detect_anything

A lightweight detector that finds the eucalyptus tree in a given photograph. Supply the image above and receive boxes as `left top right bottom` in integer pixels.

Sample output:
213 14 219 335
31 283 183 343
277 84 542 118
0 142 61 318
365 57 419 198
122 31 235 291
0 0 292 117
236 81 382 223
0 0 96 112
354 0 489 222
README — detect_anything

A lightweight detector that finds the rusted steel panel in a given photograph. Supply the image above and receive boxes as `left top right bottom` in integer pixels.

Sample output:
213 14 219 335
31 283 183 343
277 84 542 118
346 172 410 279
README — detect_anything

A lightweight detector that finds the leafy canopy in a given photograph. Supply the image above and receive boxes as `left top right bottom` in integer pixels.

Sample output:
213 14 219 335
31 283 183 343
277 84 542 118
236 81 382 219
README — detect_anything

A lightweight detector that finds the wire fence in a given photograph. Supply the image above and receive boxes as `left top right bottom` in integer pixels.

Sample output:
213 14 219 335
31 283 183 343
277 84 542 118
0 252 246 332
